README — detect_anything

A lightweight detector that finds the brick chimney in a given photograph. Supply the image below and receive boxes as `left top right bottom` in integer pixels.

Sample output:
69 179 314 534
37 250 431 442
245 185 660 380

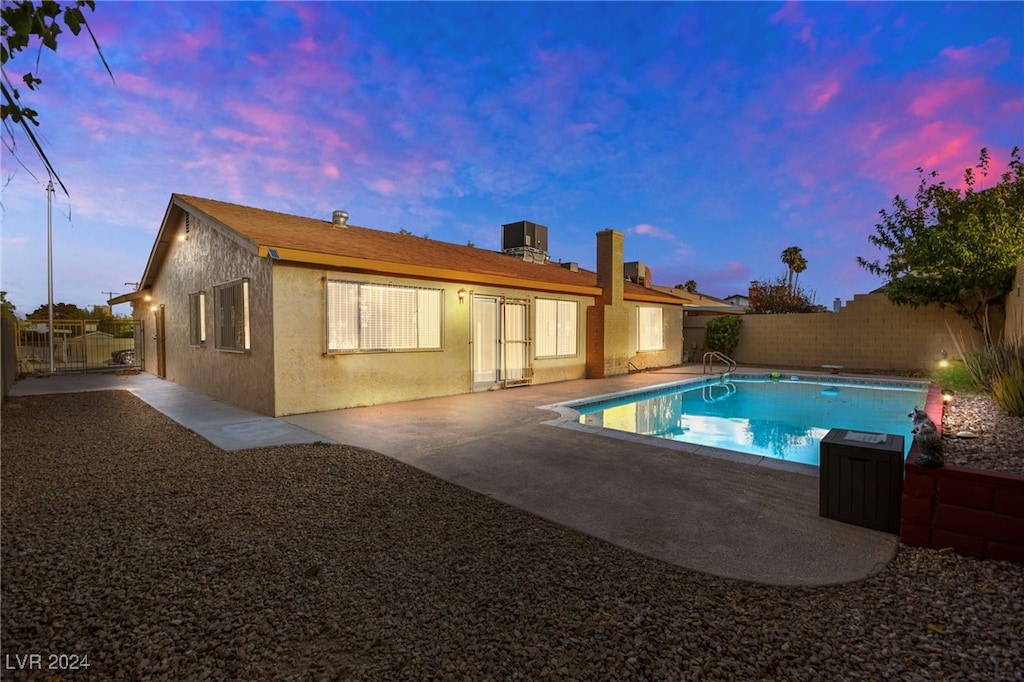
596 229 624 306
588 229 631 379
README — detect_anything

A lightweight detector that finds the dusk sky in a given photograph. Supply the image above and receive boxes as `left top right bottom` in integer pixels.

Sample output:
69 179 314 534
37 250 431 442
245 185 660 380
1 1 1022 315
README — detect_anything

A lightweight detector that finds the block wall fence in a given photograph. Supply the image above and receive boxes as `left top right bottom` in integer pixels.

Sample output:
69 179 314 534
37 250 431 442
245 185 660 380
727 293 983 372
900 386 1024 564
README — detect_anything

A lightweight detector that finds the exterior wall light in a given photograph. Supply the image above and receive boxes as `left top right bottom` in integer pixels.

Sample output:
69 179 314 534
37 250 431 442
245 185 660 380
458 288 468 304
939 349 949 368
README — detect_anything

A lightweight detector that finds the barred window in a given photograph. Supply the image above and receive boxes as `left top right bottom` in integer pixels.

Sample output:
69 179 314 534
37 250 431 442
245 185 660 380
637 306 663 352
214 279 250 351
189 291 206 346
326 281 442 352
535 298 577 358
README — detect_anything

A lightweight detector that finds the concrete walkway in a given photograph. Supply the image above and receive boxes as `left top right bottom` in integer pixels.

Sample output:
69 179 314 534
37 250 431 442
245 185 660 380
8 371 334 451
7 369 899 586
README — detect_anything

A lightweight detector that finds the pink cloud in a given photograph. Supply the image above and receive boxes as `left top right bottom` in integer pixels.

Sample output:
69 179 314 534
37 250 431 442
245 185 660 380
629 223 674 240
367 178 399 195
114 73 197 106
909 78 985 118
863 120 982 193
78 112 140 140
1001 98 1024 117
293 36 317 54
940 38 1012 70
210 127 271 147
228 101 298 132
807 78 841 111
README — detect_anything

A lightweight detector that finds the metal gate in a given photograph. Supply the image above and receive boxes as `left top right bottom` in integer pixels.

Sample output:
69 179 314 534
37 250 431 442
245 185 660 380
16 319 144 374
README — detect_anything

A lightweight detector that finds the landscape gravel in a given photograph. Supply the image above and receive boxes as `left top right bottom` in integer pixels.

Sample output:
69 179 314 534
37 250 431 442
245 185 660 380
940 393 1024 475
2 390 1022 681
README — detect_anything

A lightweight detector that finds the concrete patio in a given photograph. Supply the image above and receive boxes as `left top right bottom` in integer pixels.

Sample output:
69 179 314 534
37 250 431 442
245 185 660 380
9 367 899 586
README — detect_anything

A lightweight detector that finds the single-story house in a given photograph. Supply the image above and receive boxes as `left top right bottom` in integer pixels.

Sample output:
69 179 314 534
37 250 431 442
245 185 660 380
112 195 686 416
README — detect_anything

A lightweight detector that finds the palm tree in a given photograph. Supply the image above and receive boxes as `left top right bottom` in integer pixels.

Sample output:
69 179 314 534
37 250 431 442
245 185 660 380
780 246 804 295
792 253 808 293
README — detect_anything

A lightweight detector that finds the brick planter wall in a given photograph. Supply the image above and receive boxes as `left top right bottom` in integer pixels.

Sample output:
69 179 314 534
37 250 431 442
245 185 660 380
900 385 1024 564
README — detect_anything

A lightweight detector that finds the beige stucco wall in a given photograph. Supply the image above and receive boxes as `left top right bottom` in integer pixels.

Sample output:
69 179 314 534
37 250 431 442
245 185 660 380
1005 259 1024 343
136 212 276 415
732 292 983 371
586 302 684 377
271 265 597 415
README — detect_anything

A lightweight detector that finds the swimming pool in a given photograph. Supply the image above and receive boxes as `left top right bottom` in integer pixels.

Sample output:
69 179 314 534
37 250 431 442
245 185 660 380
565 374 930 467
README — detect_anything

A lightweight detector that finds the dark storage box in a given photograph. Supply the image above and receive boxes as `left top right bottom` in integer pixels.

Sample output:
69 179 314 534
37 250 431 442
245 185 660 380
819 429 905 534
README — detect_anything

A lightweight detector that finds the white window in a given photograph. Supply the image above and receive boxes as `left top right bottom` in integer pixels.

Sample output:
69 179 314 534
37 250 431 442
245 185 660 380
326 281 442 352
215 279 250 351
637 306 663 352
189 291 206 346
535 298 577 358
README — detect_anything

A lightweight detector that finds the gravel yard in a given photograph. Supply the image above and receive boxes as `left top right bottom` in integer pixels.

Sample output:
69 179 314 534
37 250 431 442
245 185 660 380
941 393 1024 475
2 390 1022 681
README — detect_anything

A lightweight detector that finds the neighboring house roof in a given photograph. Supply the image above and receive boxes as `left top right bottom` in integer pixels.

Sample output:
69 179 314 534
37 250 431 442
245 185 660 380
649 284 745 313
118 195 683 305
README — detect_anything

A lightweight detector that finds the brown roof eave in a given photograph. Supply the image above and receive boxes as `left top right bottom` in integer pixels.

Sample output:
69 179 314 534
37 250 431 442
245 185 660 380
624 291 688 306
108 290 150 306
136 198 186 292
258 245 604 297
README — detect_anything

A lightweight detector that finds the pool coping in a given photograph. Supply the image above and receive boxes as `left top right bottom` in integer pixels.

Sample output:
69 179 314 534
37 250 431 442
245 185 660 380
538 371 932 479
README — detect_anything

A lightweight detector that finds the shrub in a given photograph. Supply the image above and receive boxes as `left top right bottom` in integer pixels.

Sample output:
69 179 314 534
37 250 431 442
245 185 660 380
992 370 1024 417
961 341 1024 417
705 315 742 356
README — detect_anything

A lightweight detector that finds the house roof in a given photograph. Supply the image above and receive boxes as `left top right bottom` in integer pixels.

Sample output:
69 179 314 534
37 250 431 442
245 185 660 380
648 284 745 313
118 194 683 305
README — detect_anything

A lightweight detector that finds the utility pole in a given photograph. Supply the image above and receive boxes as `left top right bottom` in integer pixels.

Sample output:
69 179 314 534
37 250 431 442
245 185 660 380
102 292 119 315
47 180 55 373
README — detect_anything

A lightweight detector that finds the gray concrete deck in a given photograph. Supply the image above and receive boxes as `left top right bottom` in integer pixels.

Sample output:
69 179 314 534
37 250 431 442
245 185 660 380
7 368 899 586
8 371 334 451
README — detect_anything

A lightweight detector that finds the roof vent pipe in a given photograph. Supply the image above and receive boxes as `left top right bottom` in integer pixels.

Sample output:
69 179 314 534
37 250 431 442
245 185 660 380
332 210 349 228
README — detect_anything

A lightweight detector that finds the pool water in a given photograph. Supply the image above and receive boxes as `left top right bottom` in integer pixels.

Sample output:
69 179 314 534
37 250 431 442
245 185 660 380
573 376 929 466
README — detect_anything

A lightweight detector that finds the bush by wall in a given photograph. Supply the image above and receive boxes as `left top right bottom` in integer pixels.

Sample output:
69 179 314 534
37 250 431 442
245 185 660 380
704 315 742 356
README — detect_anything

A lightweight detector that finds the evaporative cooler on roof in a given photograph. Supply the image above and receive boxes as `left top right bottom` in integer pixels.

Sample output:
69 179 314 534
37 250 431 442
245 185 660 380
502 220 549 264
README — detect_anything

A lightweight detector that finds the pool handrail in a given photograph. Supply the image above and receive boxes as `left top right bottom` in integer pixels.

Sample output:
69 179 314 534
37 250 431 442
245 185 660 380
703 351 737 375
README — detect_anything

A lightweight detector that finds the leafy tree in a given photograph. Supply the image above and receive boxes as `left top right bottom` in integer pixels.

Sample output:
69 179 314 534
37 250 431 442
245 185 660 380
705 315 742 355
683 280 698 293
0 290 16 319
2 0 112 194
857 147 1024 344
26 301 90 319
748 275 823 314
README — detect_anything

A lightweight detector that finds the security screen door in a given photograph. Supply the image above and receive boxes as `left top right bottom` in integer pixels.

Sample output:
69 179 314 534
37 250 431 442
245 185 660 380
472 296 530 388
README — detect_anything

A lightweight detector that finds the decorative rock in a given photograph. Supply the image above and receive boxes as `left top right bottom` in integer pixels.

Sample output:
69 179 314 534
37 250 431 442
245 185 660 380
1 391 1021 680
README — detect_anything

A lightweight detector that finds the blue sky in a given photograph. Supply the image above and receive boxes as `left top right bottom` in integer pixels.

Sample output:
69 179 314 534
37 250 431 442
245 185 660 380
2 1 1022 315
